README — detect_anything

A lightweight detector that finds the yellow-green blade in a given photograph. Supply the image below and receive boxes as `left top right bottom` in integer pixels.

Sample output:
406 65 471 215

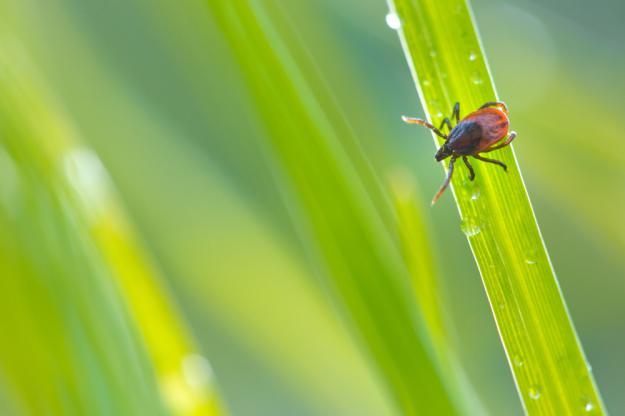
389 172 487 415
0 41 222 415
387 0 605 414
207 0 470 414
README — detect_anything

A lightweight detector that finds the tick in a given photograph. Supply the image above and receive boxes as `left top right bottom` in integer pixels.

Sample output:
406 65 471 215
403 101 517 204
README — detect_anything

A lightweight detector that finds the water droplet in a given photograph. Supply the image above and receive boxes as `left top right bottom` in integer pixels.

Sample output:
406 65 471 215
524 247 538 265
461 178 480 201
497 302 505 310
182 354 214 389
385 12 401 30
441 72 448 79
63 147 110 220
471 72 483 85
429 50 438 58
584 401 594 412
460 217 481 237
429 100 442 116
528 387 541 400
513 355 524 367
469 52 477 61
587 363 593 372
422 79 431 86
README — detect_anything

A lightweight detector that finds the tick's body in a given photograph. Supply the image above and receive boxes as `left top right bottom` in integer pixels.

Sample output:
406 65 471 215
403 101 517 204
447 108 509 155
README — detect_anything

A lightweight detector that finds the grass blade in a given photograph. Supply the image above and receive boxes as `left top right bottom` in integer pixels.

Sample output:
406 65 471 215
388 171 487 415
387 0 605 413
0 42 221 415
206 0 476 413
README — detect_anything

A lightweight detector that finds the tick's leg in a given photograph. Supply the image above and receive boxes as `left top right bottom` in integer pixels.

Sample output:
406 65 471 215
439 103 460 130
483 131 517 153
439 117 453 131
473 154 507 172
402 116 448 139
452 102 460 123
479 101 509 115
432 156 456 205
462 156 475 181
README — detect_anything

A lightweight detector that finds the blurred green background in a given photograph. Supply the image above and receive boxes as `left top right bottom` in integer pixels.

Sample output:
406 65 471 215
1 0 624 414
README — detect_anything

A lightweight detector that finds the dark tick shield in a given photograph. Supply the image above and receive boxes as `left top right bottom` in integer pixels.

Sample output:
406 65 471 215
403 101 517 204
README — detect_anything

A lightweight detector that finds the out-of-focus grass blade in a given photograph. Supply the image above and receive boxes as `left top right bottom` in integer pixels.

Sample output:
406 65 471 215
71 155 223 415
388 170 486 415
2 4 400 411
387 0 605 413
389 172 445 344
207 0 467 414
0 42 221 415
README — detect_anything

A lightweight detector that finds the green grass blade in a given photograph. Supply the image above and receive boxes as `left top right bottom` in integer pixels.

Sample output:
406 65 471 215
0 42 221 415
207 0 474 414
388 171 487 415
387 0 606 413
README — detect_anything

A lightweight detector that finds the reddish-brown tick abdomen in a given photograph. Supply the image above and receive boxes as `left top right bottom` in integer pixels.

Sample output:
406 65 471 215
462 107 509 152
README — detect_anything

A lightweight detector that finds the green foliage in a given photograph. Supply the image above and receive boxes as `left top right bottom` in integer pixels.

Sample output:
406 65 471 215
0 43 220 415
389 172 486 415
206 0 477 414
387 0 606 413
0 0 619 414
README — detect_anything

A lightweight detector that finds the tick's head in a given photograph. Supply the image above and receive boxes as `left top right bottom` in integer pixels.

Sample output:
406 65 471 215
435 143 452 161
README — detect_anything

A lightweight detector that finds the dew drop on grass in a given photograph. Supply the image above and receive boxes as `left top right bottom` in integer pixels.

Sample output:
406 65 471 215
429 50 438 58
513 355 524 367
465 189 480 201
471 72 484 85
460 217 481 237
385 12 401 30
461 178 480 201
63 147 110 221
182 354 214 389
584 401 594 412
525 247 538 265
422 79 431 86
469 52 477 61
528 387 541 400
